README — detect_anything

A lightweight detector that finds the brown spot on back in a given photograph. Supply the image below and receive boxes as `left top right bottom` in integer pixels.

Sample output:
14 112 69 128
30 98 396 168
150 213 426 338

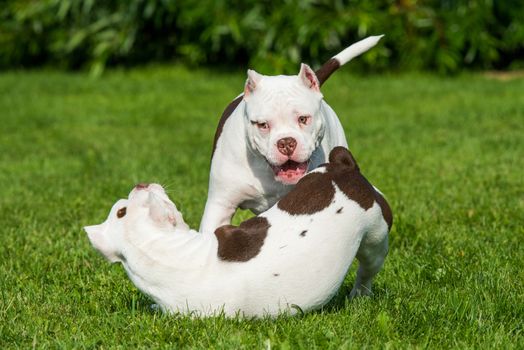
214 216 270 262
315 58 341 86
325 147 375 210
277 172 336 215
277 147 393 230
211 95 243 157
328 147 393 228
330 168 375 210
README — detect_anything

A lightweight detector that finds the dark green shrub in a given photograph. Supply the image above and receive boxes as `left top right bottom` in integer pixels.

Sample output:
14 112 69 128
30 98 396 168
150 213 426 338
0 0 522 74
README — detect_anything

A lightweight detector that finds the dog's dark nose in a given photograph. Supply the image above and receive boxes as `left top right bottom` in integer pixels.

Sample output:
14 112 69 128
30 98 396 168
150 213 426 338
135 183 149 190
277 137 297 156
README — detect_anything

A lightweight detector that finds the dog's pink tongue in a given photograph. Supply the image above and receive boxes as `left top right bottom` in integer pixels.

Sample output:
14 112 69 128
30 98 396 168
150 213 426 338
274 160 308 183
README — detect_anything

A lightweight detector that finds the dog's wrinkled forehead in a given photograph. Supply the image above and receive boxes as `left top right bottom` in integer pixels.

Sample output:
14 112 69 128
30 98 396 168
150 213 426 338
245 75 322 119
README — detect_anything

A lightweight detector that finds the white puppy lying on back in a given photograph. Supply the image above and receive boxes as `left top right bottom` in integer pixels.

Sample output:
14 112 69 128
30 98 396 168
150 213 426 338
85 147 392 317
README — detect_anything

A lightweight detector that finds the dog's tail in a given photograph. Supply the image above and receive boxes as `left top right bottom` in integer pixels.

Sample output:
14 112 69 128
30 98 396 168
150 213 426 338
315 35 384 86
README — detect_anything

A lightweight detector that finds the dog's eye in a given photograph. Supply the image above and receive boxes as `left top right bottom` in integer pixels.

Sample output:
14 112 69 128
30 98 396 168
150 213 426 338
117 207 127 218
252 121 269 131
298 116 310 125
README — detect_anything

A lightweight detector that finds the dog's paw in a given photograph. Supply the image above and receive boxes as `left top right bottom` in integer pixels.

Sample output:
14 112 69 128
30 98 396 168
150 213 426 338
349 285 373 299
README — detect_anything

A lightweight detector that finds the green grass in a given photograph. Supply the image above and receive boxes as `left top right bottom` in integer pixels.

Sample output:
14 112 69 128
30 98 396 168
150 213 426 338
0 66 523 349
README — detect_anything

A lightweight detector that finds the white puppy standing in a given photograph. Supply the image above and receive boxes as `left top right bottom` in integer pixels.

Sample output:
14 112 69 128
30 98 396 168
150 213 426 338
201 35 384 234
86 147 392 317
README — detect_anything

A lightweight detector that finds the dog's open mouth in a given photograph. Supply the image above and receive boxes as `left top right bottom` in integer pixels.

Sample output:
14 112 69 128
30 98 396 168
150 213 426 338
270 160 309 184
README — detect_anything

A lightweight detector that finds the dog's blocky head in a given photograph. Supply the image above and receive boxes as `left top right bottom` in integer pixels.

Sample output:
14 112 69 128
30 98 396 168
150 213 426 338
243 64 326 185
85 184 188 262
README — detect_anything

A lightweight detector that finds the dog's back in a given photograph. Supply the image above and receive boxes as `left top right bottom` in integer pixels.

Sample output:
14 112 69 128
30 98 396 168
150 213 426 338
211 147 392 316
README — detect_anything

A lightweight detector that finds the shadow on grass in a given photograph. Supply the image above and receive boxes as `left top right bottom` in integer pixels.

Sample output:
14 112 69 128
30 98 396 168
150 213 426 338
121 280 388 322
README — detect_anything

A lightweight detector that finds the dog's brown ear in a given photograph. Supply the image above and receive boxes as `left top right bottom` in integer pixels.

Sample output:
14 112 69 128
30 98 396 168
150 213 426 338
329 146 358 170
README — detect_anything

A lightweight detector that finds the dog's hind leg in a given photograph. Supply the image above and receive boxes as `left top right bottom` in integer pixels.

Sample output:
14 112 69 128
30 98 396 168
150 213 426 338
350 225 389 298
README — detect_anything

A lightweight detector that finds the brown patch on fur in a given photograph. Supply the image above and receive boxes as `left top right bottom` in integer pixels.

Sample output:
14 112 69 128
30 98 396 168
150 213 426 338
328 147 393 227
211 95 243 157
315 58 341 86
326 147 374 210
214 216 270 262
277 147 393 229
277 172 336 214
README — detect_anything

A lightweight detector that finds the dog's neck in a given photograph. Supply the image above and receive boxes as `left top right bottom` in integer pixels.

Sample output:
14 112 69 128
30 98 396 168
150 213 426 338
120 224 215 274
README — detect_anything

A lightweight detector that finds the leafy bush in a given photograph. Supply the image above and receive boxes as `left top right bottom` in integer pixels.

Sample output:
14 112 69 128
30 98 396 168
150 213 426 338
0 0 523 74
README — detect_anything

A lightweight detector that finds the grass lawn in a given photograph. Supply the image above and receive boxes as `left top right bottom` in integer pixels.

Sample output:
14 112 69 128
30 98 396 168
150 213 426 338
0 66 523 349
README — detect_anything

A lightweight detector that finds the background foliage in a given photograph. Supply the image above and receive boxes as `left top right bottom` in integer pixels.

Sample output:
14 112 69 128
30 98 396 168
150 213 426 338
1 0 524 74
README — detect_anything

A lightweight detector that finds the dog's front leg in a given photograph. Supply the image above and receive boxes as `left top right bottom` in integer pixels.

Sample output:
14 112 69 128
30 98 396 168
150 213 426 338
199 197 237 234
